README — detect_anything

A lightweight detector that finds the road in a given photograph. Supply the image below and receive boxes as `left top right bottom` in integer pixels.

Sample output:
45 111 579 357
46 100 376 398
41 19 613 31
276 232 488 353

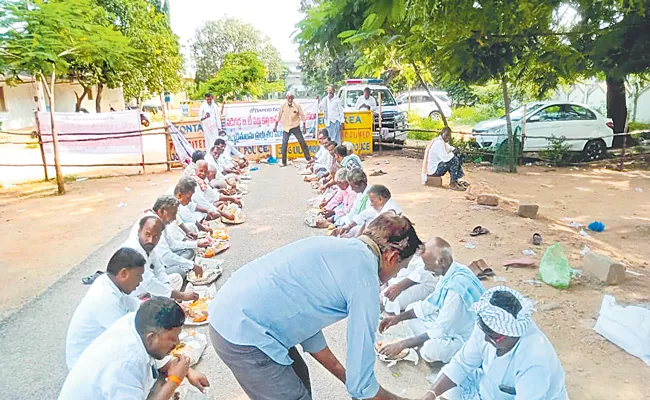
0 162 430 399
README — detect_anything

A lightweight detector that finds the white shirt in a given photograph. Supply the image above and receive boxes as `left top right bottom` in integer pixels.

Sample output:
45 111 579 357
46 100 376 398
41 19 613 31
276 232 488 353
129 212 196 273
355 95 377 111
65 274 142 370
125 236 173 299
313 145 331 171
191 185 218 214
426 136 455 175
200 101 221 133
442 322 568 400
352 198 401 227
342 185 371 226
395 255 433 284
59 313 158 400
321 95 345 124
178 202 199 224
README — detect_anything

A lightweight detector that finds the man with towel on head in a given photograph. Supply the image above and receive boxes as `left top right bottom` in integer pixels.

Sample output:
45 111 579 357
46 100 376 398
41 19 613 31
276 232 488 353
422 286 567 400
379 238 484 365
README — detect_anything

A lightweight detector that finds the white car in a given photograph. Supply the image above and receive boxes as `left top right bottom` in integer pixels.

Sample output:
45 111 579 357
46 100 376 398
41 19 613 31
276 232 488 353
471 101 614 160
396 91 452 120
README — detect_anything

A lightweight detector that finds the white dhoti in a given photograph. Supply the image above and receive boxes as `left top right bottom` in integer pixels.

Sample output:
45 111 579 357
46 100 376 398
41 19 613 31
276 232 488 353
169 273 183 292
405 317 464 363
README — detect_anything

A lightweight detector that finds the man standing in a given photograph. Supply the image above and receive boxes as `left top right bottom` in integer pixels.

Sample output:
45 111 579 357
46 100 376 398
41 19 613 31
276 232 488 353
200 93 221 151
274 91 311 167
355 87 377 111
320 85 345 143
208 213 422 400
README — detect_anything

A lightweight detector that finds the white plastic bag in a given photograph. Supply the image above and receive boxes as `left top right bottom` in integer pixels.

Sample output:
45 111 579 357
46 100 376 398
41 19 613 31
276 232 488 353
593 295 650 365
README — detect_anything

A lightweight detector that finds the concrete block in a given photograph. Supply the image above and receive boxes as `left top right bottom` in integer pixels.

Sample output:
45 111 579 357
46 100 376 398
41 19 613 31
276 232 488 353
425 176 442 187
582 252 626 285
517 202 539 219
476 194 499 207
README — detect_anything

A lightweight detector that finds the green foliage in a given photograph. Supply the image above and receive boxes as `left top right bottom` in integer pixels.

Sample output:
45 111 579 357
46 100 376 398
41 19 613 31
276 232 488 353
190 17 286 87
191 52 267 102
629 121 650 132
539 136 572 166
449 105 504 127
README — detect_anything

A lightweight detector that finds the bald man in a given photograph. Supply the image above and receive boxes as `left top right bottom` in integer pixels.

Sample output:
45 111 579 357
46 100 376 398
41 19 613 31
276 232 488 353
378 238 485 364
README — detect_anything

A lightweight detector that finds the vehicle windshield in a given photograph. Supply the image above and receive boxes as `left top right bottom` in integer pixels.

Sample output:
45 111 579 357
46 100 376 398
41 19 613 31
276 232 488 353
501 103 545 121
345 89 397 108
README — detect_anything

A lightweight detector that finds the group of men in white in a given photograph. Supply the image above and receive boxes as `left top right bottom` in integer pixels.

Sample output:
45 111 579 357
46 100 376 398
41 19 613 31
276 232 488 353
59 119 252 398
58 89 568 400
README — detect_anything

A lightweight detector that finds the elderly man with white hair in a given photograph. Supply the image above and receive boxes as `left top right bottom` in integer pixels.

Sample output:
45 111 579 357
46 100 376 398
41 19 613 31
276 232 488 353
274 91 312 167
422 286 567 400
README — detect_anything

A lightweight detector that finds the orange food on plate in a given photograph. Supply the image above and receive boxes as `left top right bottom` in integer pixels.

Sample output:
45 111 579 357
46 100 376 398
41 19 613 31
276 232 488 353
204 248 215 258
192 313 207 323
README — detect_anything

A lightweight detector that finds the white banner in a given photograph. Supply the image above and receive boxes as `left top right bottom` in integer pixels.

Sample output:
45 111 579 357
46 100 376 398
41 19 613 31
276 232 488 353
38 110 144 155
222 100 319 145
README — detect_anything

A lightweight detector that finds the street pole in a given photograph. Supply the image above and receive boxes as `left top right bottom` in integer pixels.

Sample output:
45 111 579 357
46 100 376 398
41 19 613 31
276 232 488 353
42 68 65 194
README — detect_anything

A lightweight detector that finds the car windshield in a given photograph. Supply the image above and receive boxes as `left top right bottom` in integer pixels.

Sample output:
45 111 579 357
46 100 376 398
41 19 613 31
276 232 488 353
501 103 545 121
346 89 397 108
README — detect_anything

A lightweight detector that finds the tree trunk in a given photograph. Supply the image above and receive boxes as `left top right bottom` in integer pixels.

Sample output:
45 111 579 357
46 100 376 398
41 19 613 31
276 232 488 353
606 75 627 147
95 82 104 113
74 86 87 112
40 71 65 194
501 77 516 173
411 61 449 128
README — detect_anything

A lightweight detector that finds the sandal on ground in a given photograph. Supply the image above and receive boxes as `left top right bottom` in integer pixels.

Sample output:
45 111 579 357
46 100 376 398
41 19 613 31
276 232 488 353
532 233 543 246
470 226 490 236
450 184 467 191
459 181 470 187
370 169 387 176
82 270 104 285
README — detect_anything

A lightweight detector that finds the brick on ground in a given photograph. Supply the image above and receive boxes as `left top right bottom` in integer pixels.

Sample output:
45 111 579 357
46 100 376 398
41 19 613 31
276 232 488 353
425 176 442 187
476 194 499 207
582 251 626 285
517 202 539 219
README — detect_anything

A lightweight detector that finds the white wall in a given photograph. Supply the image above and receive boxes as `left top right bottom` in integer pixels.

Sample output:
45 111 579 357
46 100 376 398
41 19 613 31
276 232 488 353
553 81 650 123
0 81 125 131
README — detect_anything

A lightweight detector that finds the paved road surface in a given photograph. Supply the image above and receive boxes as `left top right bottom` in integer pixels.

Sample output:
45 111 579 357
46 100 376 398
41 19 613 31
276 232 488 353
0 163 429 399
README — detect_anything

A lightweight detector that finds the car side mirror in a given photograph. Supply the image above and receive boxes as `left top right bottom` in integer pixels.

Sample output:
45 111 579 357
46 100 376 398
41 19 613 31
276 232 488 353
527 114 540 122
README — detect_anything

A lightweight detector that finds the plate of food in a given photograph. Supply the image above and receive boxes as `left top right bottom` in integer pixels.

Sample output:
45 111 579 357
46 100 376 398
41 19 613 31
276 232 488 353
183 297 211 326
199 242 230 258
170 330 208 366
205 219 226 231
210 228 230 241
222 204 245 225
375 339 409 360
187 265 223 285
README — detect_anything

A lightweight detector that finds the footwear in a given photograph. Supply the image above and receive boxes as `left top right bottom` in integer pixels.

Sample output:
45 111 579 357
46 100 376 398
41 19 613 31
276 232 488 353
450 183 467 191
82 270 104 285
469 226 490 236
532 233 543 246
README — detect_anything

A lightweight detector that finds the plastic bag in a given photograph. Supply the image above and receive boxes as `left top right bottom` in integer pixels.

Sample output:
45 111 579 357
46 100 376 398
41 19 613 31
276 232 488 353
538 243 572 289
594 295 650 365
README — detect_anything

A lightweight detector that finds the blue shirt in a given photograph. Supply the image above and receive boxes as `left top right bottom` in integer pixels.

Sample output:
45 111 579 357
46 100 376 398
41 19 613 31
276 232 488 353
209 236 381 399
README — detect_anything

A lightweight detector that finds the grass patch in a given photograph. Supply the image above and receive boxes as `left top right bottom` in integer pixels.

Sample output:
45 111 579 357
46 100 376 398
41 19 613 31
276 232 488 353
449 105 504 127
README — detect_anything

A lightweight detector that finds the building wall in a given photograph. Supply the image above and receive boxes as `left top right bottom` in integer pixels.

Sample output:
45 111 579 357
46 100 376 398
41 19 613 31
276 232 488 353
0 81 125 131
553 82 650 123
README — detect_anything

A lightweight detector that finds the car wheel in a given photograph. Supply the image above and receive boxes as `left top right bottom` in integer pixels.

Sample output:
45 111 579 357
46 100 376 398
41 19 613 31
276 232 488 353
582 139 606 161
429 111 441 121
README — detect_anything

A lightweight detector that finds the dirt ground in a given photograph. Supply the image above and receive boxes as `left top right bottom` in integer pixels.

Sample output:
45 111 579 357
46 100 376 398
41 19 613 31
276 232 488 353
1 156 649 399
0 170 181 322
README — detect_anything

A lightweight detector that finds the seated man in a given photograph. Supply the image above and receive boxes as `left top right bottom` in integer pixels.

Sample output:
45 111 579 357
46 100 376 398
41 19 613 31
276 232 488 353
59 297 210 400
332 169 371 235
379 238 484 365
175 178 214 236
65 248 145 370
335 144 363 171
422 286 567 400
131 195 209 279
214 138 245 179
190 160 238 221
320 168 357 225
422 127 468 191
318 140 341 193
381 240 440 315
183 150 205 178
304 130 332 182
218 129 248 169
205 145 238 191
126 216 198 303
335 184 401 238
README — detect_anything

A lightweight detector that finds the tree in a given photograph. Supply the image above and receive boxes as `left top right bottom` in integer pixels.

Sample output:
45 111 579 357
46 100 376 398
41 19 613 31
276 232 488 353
196 52 267 102
0 0 134 193
97 0 183 107
190 17 284 86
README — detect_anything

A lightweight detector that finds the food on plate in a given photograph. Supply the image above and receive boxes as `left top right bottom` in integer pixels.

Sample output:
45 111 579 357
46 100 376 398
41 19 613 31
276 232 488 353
192 313 207 323
183 297 211 324
170 342 186 357
211 228 230 241
204 248 215 258
375 339 409 359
